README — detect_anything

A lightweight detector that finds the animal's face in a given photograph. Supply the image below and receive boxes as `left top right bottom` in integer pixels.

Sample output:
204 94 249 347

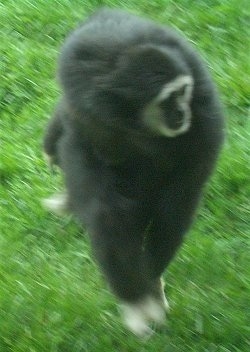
142 75 193 137
99 45 193 137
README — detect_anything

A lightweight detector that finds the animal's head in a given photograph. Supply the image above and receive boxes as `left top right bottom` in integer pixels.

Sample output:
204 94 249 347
100 44 193 137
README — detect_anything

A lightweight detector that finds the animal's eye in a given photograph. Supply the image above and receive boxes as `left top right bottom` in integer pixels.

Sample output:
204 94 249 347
159 97 171 111
177 85 188 97
176 105 183 113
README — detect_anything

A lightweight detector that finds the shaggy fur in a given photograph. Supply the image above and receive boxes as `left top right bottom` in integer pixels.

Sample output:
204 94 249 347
43 8 224 336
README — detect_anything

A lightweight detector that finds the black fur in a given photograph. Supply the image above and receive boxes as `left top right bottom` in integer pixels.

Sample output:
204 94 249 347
43 8 224 303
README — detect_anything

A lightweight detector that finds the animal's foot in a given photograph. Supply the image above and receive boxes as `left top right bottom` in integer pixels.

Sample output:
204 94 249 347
42 192 68 216
121 295 167 338
43 152 57 169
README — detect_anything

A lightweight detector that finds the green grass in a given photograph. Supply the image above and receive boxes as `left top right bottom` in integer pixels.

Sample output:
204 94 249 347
0 0 249 351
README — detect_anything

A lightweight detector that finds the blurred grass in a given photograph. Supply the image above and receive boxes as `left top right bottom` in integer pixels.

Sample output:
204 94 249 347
0 0 249 351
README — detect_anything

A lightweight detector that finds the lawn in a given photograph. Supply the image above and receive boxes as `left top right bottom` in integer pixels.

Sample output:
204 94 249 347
0 0 249 351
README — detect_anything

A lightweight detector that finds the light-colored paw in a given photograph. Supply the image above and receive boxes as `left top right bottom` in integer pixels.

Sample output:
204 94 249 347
122 305 153 338
43 152 55 168
42 192 68 216
121 295 166 338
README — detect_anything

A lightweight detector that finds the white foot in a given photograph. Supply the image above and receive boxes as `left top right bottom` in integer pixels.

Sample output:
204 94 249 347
121 295 166 338
43 152 55 168
42 192 68 215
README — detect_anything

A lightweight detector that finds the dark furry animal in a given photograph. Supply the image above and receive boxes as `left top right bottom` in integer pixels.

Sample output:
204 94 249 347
43 8 224 336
